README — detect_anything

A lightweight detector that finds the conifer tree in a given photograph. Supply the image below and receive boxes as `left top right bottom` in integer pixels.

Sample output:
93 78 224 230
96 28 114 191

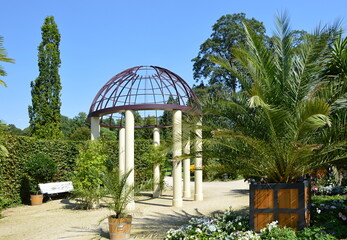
29 16 63 139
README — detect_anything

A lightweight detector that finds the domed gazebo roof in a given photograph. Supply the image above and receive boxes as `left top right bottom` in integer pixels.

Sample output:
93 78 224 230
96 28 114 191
88 65 200 128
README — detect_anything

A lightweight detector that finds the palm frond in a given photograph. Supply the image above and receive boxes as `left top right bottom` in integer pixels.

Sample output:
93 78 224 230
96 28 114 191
296 98 331 140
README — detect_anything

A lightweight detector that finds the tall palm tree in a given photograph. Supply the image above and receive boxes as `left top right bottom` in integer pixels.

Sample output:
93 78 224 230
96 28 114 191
207 13 342 183
0 36 14 87
312 33 347 171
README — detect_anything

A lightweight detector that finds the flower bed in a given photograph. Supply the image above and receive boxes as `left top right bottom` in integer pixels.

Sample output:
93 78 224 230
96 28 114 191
311 195 347 238
164 199 347 240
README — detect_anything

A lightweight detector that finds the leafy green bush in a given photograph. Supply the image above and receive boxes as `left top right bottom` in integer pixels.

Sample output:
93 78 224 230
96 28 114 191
141 144 167 190
296 227 337 240
24 153 57 194
73 140 107 209
259 221 297 239
311 195 347 238
0 194 10 218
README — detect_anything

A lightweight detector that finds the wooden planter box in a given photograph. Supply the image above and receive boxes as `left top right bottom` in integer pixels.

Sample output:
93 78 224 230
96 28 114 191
250 180 310 231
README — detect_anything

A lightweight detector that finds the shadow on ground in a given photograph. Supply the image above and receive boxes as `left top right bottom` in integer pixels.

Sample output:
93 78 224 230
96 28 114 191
131 209 200 239
54 206 250 240
230 189 249 195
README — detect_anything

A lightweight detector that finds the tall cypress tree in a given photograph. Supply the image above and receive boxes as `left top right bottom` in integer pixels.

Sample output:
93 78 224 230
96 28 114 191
29 16 63 139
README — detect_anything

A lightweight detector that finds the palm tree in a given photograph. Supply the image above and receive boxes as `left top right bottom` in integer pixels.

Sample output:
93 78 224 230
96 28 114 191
207 13 342 183
311 33 347 182
0 36 14 87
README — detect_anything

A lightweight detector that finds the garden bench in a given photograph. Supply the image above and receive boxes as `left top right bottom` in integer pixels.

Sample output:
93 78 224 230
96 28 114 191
39 181 74 199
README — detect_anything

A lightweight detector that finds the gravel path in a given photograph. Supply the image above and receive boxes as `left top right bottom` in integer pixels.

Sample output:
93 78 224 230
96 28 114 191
0 179 249 240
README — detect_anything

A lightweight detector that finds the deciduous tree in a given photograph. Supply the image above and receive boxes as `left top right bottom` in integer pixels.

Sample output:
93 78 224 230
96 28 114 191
28 16 63 139
192 13 266 91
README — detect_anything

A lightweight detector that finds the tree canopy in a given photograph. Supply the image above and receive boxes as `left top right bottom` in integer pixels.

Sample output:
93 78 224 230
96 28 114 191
192 13 267 91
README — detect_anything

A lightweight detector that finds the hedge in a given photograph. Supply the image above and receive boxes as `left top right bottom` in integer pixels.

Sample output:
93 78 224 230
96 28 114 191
0 133 158 207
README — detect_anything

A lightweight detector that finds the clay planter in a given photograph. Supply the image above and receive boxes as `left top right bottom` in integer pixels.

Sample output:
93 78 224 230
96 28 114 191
108 216 132 240
30 194 43 206
250 180 310 231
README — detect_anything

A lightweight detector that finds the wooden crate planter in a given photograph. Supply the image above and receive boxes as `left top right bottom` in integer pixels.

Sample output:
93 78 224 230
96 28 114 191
250 180 310 231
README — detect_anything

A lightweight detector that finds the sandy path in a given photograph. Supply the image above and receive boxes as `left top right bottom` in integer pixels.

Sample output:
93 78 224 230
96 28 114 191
0 179 249 240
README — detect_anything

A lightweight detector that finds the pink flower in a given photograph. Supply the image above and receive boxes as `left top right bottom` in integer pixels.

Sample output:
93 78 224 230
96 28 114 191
339 212 347 221
312 186 318 191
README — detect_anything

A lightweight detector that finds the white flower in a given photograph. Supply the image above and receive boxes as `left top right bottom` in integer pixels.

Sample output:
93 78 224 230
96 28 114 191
316 208 321 214
208 224 217 232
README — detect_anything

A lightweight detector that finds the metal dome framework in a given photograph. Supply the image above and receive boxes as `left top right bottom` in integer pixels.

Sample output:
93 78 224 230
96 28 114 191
88 65 200 128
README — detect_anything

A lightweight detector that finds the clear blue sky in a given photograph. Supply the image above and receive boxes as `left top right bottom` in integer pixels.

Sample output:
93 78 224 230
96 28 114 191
1 0 346 130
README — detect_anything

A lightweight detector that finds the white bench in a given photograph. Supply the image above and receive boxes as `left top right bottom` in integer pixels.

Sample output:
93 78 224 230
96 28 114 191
39 181 74 198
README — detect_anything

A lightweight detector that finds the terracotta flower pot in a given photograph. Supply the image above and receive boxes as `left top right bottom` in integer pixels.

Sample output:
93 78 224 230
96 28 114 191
30 194 43 206
108 216 132 240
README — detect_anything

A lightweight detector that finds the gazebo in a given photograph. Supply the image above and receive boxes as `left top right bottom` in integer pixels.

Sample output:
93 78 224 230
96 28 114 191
87 65 202 208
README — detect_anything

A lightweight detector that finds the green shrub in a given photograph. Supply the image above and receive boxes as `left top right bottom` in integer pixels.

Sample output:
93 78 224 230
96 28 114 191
296 227 337 239
141 144 167 190
260 221 296 240
73 140 107 209
311 195 347 238
24 153 57 194
0 194 10 218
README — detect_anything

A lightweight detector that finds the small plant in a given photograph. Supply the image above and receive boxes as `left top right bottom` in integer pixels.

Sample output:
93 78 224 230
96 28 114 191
102 169 134 218
24 153 57 194
316 185 347 195
260 221 296 239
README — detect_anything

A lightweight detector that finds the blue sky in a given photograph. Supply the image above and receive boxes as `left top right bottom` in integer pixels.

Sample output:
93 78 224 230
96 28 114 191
1 0 347 130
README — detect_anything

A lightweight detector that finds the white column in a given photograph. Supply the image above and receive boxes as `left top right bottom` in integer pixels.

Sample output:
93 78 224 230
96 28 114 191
183 135 191 198
172 110 183 207
125 110 135 211
119 127 126 176
90 116 100 140
194 118 203 201
153 128 161 198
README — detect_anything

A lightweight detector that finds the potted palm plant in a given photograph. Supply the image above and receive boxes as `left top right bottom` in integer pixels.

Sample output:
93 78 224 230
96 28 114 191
24 153 56 205
102 168 134 240
207 13 345 231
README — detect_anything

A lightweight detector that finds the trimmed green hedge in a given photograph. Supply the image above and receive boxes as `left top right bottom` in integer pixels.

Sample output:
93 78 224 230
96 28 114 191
0 134 85 205
0 134 157 206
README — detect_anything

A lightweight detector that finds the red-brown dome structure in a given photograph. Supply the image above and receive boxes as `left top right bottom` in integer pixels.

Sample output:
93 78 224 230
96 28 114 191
88 65 200 128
